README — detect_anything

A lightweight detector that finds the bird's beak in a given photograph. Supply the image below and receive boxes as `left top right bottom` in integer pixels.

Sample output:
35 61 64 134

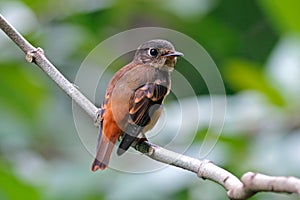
164 51 184 57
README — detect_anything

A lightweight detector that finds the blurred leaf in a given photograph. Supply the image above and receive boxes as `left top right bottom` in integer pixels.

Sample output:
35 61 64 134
194 128 249 151
258 0 300 34
223 59 285 106
211 0 279 63
0 64 47 119
0 164 40 199
168 188 189 200
182 16 239 63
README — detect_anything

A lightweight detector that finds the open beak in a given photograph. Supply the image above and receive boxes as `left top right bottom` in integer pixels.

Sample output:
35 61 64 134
164 51 184 57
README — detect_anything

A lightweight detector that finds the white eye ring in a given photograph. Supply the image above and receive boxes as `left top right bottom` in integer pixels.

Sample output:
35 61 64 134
148 48 158 57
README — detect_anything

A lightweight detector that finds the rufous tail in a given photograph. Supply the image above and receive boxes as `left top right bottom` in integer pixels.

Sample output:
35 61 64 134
91 132 117 172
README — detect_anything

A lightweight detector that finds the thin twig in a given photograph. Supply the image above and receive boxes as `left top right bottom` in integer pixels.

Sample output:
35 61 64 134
135 141 253 199
0 14 35 52
0 14 99 122
1 13 300 200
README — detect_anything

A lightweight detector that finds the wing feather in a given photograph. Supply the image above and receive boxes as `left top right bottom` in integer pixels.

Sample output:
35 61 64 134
129 82 168 126
117 81 169 154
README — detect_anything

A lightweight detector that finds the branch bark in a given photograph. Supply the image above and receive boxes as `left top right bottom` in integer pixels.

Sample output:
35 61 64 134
0 14 99 122
1 14 300 200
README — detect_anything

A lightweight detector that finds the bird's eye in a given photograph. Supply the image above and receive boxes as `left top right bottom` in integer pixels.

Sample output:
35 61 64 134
148 48 158 57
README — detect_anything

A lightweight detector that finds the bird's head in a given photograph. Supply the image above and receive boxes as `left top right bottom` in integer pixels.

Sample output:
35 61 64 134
134 39 183 70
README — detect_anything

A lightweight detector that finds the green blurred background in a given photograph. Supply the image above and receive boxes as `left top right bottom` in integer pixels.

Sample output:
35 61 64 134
1 0 300 199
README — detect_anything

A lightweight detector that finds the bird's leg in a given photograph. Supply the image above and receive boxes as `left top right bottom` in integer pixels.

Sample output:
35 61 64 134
137 133 148 143
131 135 148 149
133 137 152 155
118 134 124 142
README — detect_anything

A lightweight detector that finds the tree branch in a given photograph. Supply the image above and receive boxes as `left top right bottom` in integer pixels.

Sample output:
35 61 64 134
1 14 300 200
0 14 99 122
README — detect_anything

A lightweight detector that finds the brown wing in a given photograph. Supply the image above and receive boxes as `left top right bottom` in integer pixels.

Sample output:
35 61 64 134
117 82 169 155
129 82 168 126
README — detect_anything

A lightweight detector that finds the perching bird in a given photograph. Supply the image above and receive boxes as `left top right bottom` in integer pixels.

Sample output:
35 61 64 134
91 39 183 171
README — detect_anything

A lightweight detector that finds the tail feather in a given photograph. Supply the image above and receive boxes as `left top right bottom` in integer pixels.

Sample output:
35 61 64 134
117 123 142 156
117 134 136 156
91 132 116 172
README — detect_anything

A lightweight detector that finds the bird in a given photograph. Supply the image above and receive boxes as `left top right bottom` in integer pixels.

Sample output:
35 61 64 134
91 39 183 171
